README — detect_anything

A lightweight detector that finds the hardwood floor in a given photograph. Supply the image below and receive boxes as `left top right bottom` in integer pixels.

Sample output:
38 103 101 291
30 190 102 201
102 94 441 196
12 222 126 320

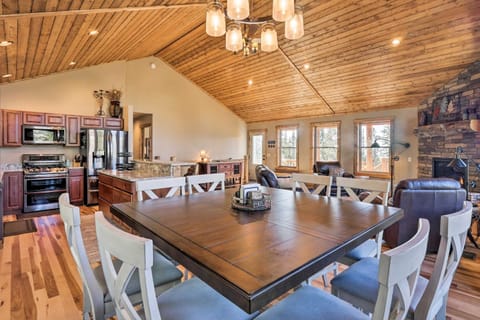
1 207 479 319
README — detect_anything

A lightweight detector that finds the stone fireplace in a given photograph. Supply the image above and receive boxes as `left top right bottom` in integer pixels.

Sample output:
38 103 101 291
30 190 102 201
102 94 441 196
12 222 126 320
416 61 480 193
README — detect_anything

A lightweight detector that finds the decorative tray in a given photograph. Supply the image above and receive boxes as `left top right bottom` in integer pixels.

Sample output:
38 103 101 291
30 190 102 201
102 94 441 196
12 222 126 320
231 194 271 212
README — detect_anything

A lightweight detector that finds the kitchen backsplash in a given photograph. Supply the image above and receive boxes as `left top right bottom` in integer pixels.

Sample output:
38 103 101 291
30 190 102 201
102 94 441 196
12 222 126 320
0 146 80 166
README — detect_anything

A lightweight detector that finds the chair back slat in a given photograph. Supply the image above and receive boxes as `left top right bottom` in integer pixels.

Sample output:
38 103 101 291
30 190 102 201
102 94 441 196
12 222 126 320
186 173 225 194
292 174 332 196
415 202 472 320
136 177 186 201
373 219 430 320
336 177 390 206
95 211 162 320
59 193 104 320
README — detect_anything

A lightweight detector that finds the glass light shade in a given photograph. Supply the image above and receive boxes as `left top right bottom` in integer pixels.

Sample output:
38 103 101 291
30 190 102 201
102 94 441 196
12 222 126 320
227 0 249 20
285 6 304 40
272 0 294 22
206 2 226 37
261 23 278 52
226 23 243 52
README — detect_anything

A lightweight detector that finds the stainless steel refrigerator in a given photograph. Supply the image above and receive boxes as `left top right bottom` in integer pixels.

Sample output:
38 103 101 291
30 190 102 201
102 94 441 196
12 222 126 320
80 129 128 205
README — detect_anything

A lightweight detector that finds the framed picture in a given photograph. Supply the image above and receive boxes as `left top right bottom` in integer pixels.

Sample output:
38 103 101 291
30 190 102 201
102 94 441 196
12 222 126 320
431 93 461 123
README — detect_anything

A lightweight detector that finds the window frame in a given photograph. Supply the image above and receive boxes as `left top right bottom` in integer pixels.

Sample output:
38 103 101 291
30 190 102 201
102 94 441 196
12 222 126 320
276 125 299 170
311 121 341 165
354 118 393 179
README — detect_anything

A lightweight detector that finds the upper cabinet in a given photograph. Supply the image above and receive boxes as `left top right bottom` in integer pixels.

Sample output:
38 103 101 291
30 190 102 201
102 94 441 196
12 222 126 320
2 110 22 146
66 115 81 146
23 111 65 126
81 116 104 129
104 118 123 129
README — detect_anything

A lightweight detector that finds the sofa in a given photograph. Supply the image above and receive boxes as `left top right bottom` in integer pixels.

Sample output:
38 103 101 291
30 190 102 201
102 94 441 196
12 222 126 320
313 161 354 196
384 178 466 253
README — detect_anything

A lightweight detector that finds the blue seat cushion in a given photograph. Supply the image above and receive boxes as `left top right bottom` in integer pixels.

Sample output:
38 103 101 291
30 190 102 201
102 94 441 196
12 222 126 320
255 285 369 320
94 249 183 302
331 257 428 315
345 239 377 261
157 277 256 320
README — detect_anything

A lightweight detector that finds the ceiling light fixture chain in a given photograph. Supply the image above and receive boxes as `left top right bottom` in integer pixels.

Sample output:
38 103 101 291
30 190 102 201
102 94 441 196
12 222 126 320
206 0 304 56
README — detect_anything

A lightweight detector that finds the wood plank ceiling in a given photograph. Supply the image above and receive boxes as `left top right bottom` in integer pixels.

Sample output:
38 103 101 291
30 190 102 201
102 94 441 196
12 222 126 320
1 0 479 123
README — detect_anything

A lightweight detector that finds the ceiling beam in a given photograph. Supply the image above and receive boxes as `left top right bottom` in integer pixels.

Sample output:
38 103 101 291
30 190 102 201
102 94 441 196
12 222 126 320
278 47 335 114
0 3 205 19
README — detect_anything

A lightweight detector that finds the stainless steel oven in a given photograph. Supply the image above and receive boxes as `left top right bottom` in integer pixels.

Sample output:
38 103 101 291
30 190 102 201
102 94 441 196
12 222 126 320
22 154 68 213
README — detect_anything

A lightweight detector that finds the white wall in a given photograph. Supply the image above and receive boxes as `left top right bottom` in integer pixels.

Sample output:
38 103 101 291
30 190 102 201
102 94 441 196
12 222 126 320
0 58 247 166
248 107 418 186
126 57 247 162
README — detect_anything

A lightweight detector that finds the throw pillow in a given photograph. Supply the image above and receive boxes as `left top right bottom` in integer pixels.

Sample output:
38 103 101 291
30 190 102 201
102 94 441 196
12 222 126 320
329 167 345 177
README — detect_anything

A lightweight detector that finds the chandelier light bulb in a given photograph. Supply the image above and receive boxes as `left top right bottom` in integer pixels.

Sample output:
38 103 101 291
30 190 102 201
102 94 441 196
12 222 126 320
227 0 249 20
226 23 243 52
261 23 278 52
206 2 226 37
272 0 295 22
285 6 304 40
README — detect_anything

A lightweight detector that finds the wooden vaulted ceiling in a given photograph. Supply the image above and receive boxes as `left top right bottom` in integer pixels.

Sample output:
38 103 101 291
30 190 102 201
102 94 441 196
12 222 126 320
0 0 479 123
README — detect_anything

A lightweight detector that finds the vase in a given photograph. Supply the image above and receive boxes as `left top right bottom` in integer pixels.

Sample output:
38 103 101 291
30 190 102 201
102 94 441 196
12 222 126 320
109 101 121 118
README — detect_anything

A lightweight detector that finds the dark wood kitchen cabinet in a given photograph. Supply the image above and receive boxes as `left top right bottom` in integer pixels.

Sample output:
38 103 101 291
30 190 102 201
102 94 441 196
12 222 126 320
3 171 23 214
66 115 81 146
2 110 22 146
68 168 84 205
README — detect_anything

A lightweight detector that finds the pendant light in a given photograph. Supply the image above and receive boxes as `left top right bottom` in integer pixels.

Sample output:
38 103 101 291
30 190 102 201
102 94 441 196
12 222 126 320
206 1 226 37
272 0 295 22
227 0 250 20
261 23 278 52
285 6 304 40
226 23 243 52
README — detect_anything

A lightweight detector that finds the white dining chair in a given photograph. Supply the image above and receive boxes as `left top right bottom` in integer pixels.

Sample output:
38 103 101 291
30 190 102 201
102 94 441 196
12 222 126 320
336 176 391 265
254 219 430 320
136 176 186 201
58 193 183 320
291 173 335 286
94 211 256 320
291 173 332 196
331 203 472 320
186 173 225 194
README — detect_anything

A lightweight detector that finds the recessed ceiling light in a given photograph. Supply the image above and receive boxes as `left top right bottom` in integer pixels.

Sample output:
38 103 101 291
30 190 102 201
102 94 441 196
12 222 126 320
89 30 99 36
69 61 76 66
0 40 14 47
392 38 401 46
248 79 253 86
303 63 310 70
2 74 12 78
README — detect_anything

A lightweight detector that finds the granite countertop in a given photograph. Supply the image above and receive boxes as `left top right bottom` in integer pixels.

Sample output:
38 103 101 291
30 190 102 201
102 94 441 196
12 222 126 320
97 169 174 182
134 160 197 166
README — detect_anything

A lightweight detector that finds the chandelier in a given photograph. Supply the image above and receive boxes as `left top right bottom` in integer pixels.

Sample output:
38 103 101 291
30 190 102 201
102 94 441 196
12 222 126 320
206 0 304 55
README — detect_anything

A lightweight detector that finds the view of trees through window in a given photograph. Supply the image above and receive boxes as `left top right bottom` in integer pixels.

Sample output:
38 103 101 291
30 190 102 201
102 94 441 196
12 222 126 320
313 122 339 162
278 126 298 167
356 119 392 176
251 135 263 165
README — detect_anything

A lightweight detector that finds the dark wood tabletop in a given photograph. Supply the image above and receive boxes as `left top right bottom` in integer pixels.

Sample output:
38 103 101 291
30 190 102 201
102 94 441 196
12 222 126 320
110 187 403 314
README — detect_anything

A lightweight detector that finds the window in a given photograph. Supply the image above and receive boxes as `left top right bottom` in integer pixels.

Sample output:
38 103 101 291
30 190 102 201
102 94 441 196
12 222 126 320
277 125 298 168
354 119 393 178
312 121 340 163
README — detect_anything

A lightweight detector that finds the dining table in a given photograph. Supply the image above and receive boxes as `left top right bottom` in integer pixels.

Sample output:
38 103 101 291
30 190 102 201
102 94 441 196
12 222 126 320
109 186 404 314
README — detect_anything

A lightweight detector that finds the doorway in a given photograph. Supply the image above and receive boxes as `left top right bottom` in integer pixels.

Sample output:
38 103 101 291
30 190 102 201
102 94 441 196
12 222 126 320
247 130 266 181
133 112 153 161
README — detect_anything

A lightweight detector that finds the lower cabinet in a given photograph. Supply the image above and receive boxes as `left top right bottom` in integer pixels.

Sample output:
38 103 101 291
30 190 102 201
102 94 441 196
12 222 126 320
98 173 135 228
68 168 84 205
3 171 23 214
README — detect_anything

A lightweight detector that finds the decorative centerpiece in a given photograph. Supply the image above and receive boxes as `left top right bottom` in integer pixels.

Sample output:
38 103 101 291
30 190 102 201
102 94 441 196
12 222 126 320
106 89 122 118
232 183 271 211
93 89 108 116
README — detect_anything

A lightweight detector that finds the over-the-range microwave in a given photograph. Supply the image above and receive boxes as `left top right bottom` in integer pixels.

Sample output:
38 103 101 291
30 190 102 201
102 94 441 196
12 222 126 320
22 125 66 145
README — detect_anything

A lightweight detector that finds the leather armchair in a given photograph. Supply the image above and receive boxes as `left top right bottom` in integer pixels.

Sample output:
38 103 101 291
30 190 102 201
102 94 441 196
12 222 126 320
255 164 291 189
384 178 466 253
313 161 354 196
